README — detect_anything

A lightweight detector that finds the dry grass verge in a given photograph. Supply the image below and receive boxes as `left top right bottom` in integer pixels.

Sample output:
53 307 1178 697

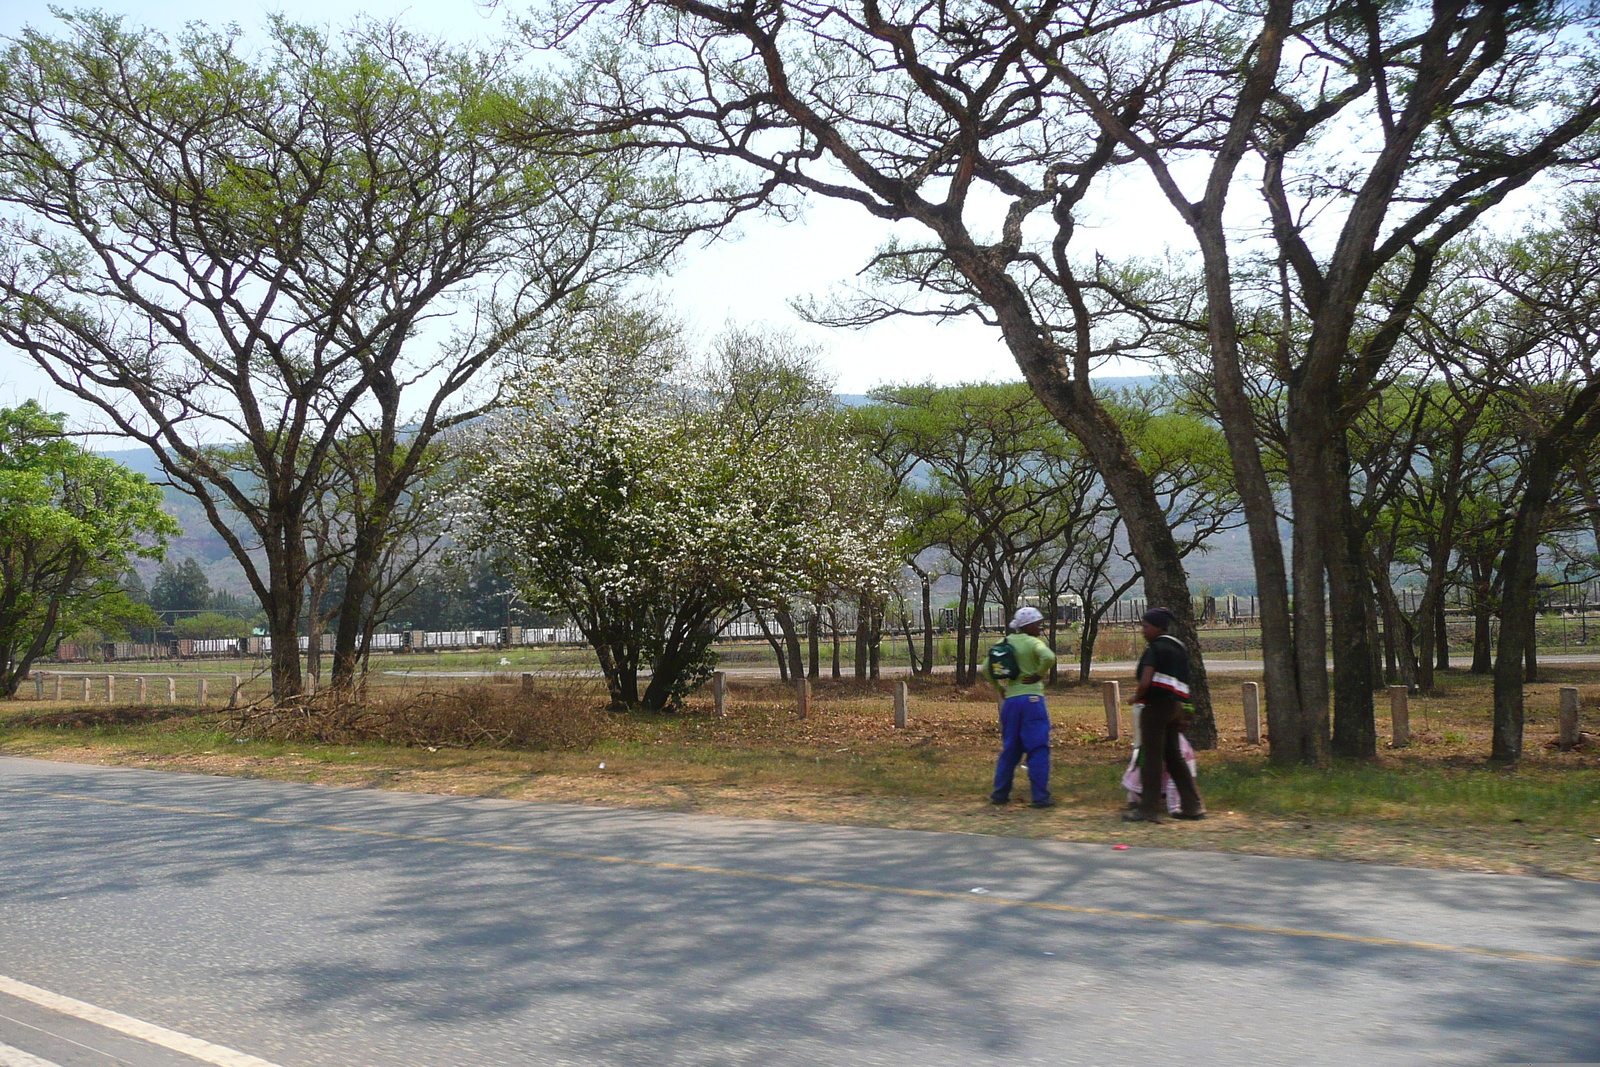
229 681 610 750
3 669 1598 880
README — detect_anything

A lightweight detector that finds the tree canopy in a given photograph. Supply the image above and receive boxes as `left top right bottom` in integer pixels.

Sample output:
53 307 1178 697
0 401 174 695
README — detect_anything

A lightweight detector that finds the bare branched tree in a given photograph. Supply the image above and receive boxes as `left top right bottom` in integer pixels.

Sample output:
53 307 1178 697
0 15 688 698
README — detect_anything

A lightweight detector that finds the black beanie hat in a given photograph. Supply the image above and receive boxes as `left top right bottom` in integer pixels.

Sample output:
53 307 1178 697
1142 607 1176 631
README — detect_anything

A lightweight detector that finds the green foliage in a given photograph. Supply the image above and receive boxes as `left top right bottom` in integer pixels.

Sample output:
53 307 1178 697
0 402 177 695
172 612 250 641
151 557 213 615
466 302 900 710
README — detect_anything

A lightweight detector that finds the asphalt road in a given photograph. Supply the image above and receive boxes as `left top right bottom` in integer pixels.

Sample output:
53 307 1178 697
0 756 1596 1067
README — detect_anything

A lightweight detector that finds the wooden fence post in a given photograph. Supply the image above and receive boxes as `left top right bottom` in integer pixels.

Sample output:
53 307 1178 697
34 677 43 701
229 675 242 708
894 680 908 729
80 677 89 702
796 677 810 719
166 677 176 704
521 672 535 693
713 671 727 717
136 677 147 704
1101 680 1121 740
1559 686 1580 750
1242 682 1261 744
53 675 61 700
1389 685 1410 748
106 675 115 703
197 677 208 707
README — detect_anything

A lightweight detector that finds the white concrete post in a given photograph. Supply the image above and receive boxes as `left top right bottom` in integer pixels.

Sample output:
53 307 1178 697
894 680 908 729
229 675 242 708
166 677 176 704
1101 680 1121 740
34 677 43 701
1390 685 1410 748
713 671 727 717
1559 686 1580 750
106 675 115 703
1243 682 1261 744
136 677 146 704
197 677 208 707
80 677 90 702
53 675 62 700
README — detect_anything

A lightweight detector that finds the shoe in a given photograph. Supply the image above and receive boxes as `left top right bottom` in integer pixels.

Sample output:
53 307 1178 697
990 795 1010 805
1121 810 1165 823
1172 810 1207 821
1030 798 1055 809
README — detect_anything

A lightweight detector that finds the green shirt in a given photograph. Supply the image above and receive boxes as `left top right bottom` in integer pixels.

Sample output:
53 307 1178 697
988 632 1056 698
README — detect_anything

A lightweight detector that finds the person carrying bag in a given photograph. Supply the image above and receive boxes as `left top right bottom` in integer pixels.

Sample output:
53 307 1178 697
1123 607 1205 823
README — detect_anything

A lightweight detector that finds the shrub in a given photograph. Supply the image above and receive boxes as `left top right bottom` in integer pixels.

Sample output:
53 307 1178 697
173 612 250 640
232 682 610 750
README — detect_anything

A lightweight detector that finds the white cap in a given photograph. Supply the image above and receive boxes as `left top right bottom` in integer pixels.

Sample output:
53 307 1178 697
1010 606 1044 629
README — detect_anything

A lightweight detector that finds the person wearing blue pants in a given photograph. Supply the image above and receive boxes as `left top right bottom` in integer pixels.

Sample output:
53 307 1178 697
987 606 1057 808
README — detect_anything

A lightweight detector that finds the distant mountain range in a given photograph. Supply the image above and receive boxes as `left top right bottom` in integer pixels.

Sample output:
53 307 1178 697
97 447 255 595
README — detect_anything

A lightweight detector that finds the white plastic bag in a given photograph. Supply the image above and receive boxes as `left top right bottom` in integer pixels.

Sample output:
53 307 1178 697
1121 732 1198 813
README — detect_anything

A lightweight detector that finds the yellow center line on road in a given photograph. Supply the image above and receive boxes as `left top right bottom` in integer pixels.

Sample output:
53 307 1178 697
5 784 1599 971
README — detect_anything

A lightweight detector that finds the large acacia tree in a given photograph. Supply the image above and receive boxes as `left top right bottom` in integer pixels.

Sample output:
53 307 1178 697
534 0 1227 729
0 15 685 699
1006 0 1600 761
535 0 1600 763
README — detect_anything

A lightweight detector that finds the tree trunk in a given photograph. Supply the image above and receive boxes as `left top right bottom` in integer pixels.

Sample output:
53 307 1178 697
1466 557 1495 674
1435 596 1450 671
829 604 842 679
1416 581 1436 694
1328 462 1376 758
1078 609 1100 684
1284 399 1333 765
1525 620 1539 684
854 597 870 680
920 574 934 678
775 606 804 684
264 543 306 702
329 517 387 692
966 581 988 686
868 601 881 679
753 607 789 683
807 605 820 680
617 662 641 707
1492 438 1578 760
953 574 971 687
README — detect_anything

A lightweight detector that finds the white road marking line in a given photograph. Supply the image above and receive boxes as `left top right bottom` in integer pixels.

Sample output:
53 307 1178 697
0 976 284 1067
0 1041 61 1067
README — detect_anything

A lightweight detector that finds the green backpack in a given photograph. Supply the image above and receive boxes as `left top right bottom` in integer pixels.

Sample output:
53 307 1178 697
986 637 1021 681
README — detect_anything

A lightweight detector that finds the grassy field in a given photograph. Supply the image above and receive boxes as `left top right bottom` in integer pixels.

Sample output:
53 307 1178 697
3 665 1597 880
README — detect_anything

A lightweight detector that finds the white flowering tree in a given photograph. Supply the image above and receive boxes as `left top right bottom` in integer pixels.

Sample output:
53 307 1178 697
465 304 900 710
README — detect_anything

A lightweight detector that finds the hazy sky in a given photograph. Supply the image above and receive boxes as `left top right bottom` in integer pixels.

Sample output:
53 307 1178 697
0 0 1195 424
